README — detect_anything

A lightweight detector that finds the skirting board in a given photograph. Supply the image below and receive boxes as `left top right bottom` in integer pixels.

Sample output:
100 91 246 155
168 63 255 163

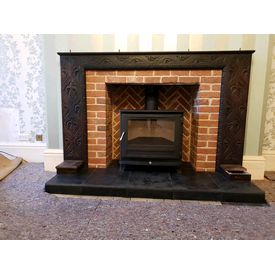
242 155 266 180
0 143 46 163
44 149 266 180
44 149 64 172
262 150 275 171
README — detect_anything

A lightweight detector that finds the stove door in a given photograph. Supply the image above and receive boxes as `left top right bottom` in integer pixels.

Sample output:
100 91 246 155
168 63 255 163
120 113 182 165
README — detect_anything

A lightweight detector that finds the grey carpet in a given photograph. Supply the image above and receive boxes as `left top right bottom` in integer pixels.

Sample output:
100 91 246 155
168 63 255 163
0 163 275 240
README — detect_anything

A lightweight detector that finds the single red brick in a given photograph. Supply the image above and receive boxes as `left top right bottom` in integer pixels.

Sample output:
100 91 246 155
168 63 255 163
91 158 107 164
197 106 220 113
196 148 217 154
97 138 106 144
86 71 96 76
170 70 190 76
106 76 126 83
212 70 222 76
96 98 106 105
95 83 106 91
117 70 136 76
198 91 220 98
196 141 207 147
161 77 178 83
97 152 106 157
90 117 107 124
144 77 161 83
178 76 200 83
199 84 211 91
210 99 220 106
89 145 106 151
210 113 219 120
208 141 218 148
125 76 143 83
86 98 96 104
88 152 96 158
154 70 171 76
198 120 219 127
211 84 221 91
86 76 106 83
91 105 106 111
194 99 209 106
196 154 206 161
197 127 208 134
86 83 96 90
96 112 107 118
190 70 212 76
97 125 107 131
207 155 217 161
201 76 222 83
88 132 106 139
90 90 107 97
209 128 218 134
135 70 154 76
96 70 116 76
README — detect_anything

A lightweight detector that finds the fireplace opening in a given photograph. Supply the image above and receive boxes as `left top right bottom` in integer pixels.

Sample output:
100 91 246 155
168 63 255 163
86 69 223 171
120 85 183 167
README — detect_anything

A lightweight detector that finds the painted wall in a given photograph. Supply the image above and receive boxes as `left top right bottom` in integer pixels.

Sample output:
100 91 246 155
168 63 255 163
0 34 46 145
44 34 272 158
263 38 275 151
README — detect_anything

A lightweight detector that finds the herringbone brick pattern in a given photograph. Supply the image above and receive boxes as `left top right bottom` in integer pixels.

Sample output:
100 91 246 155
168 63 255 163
110 86 145 159
159 86 195 161
110 85 196 161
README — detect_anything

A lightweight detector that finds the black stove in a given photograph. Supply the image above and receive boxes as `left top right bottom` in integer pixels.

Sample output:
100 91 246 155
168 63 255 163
120 86 183 167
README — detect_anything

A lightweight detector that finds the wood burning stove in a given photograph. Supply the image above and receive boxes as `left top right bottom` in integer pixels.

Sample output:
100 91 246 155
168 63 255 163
120 86 183 167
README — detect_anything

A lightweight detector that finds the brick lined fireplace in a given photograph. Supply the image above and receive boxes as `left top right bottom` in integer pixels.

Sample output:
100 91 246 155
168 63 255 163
86 69 222 171
55 51 255 173
45 51 268 203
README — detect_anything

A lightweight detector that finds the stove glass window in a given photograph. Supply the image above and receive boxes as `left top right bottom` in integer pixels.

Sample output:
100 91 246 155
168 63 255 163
127 118 175 146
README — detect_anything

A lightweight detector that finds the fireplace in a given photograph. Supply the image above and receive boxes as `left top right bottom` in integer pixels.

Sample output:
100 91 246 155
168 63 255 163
44 51 267 203
55 51 255 173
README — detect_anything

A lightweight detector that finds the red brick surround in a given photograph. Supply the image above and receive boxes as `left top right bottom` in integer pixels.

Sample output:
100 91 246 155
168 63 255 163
86 70 221 171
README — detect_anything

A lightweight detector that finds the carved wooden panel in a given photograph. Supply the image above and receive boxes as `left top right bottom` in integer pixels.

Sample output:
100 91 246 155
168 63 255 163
58 51 254 169
60 57 87 164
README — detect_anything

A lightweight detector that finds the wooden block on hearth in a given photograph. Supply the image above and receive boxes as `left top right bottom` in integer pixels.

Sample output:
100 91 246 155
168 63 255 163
220 164 251 181
56 160 84 174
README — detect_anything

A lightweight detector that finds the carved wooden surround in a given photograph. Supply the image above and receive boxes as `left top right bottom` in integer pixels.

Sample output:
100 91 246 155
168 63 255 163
58 51 254 171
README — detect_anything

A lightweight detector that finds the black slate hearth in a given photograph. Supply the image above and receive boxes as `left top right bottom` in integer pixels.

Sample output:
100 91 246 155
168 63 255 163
45 161 266 204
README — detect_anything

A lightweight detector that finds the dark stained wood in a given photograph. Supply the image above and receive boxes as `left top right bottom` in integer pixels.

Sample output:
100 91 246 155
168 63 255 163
58 51 254 170
56 160 84 174
220 164 251 181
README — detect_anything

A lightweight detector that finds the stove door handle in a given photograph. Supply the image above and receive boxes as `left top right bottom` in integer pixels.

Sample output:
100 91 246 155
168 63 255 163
120 131 125 141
